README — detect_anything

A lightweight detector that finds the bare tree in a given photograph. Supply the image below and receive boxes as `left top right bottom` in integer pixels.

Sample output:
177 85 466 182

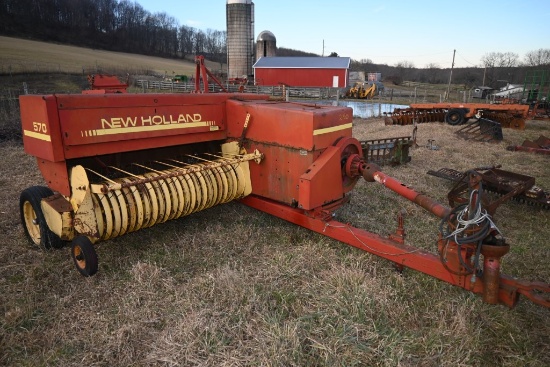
193 30 206 56
524 48 550 67
480 52 520 86
178 25 196 59
394 60 416 82
421 63 442 84
481 52 519 68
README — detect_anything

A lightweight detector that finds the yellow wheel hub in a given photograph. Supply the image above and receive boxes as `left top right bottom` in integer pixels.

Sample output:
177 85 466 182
22 201 40 245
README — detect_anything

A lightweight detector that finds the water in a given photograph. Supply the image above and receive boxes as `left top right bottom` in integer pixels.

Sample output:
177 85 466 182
293 100 408 119
336 101 409 118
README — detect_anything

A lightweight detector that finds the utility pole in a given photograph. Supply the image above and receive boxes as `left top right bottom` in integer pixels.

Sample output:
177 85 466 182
445 49 456 101
322 40 325 57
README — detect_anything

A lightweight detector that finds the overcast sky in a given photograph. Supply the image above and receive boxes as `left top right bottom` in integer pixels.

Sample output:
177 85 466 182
137 0 550 68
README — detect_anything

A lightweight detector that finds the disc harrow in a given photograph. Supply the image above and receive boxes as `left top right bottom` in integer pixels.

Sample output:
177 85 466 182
481 110 525 130
384 108 445 125
385 102 530 129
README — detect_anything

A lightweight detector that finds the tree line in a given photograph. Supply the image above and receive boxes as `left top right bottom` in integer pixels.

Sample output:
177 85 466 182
0 0 227 63
351 49 550 89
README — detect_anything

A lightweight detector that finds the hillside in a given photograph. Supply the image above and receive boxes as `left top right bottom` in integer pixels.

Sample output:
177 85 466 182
0 36 222 77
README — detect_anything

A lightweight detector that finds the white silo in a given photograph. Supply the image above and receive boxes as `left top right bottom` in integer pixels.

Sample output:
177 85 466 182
256 30 277 61
226 0 255 79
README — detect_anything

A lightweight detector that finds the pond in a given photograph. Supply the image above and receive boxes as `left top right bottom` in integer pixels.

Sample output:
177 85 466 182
293 100 409 119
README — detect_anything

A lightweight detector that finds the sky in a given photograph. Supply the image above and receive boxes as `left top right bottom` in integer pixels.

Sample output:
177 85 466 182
136 0 549 68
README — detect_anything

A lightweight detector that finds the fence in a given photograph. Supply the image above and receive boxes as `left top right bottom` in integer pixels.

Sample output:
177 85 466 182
134 80 339 99
0 61 155 78
133 80 409 118
0 93 21 139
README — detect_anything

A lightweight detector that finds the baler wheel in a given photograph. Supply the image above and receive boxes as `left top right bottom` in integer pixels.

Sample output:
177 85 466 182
445 109 466 125
71 236 98 277
20 186 64 250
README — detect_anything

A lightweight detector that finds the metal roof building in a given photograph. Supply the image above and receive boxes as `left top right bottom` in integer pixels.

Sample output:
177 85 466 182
253 57 351 88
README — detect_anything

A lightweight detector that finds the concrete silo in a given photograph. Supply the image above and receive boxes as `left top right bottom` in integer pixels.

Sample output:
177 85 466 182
256 30 276 61
226 0 255 79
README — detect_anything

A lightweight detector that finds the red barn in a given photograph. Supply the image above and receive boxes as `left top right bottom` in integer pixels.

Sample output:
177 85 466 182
253 57 350 88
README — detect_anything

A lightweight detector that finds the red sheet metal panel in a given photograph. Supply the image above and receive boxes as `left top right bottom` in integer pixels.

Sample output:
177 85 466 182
36 160 70 196
226 100 353 150
55 93 228 158
255 68 348 87
24 93 265 160
226 99 353 206
298 146 344 210
20 95 65 162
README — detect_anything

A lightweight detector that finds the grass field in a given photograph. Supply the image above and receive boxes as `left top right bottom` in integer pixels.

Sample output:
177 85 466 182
1 117 549 366
0 37 549 366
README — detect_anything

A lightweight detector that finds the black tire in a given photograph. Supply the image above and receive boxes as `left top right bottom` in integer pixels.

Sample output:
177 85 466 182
445 109 465 125
71 236 98 277
20 186 64 250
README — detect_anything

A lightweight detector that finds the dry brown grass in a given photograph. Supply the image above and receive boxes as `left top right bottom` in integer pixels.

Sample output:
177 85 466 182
0 36 210 76
1 113 549 366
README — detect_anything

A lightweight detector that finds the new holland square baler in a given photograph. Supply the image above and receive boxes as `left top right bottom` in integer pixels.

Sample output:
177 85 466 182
18 87 549 309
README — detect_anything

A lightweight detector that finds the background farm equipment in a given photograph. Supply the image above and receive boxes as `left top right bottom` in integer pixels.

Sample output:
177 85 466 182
17 58 549 310
346 81 378 99
85 74 128 94
172 74 188 83
427 166 550 213
384 69 550 129
507 134 550 155
360 135 414 166
454 118 503 143
385 102 530 129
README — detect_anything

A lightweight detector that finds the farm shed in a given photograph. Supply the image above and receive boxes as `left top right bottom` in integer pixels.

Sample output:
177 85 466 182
253 56 351 88
472 86 493 99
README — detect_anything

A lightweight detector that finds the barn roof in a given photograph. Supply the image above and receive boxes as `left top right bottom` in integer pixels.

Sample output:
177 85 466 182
253 57 351 69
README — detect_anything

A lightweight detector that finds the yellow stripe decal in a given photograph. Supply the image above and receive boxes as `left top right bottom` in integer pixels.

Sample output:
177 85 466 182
313 122 353 136
93 122 209 136
24 130 51 142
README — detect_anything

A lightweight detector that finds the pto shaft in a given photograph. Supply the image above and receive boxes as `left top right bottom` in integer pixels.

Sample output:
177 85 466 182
361 163 451 219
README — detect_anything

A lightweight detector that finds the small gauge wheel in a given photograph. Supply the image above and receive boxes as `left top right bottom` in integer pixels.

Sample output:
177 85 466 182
71 236 98 277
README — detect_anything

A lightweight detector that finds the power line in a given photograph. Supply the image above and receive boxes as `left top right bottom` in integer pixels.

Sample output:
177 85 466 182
456 51 478 66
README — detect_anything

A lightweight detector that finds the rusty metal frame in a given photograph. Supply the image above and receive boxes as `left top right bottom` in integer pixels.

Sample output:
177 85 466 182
360 136 413 166
455 118 503 143
241 193 550 309
427 167 550 212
